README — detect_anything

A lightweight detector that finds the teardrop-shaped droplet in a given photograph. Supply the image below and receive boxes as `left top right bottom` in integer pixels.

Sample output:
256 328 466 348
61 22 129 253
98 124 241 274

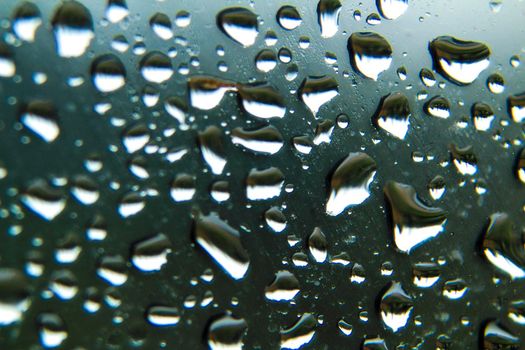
170 173 196 202
472 102 494 131
384 181 448 253
348 32 393 80
188 75 237 110
91 54 126 92
0 268 31 326
217 7 258 47
207 314 248 350
308 227 328 263
194 213 250 280
20 100 60 142
508 92 525 123
255 49 277 72
12 2 42 42
265 270 300 301
232 125 284 155
150 12 172 40
380 281 413 332
277 6 302 30
281 313 317 349
412 262 440 287
373 92 410 139
238 84 286 119
198 126 227 175
317 0 342 38
449 144 477 175
131 233 172 272
246 167 284 201
51 1 94 58
140 51 173 83
377 0 408 20
425 96 450 119
146 305 180 326
483 321 520 349
22 179 66 221
482 213 525 279
326 152 377 216
299 76 339 116
265 206 287 232
429 36 490 85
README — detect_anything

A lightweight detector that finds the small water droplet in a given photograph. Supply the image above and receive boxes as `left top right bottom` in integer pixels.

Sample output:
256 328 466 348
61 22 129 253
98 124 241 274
348 32 393 80
277 6 302 30
131 233 172 272
308 227 328 263
91 54 126 92
20 100 60 142
150 12 173 40
52 0 94 58
140 51 173 83
232 125 284 155
199 126 227 175
425 96 451 119
207 313 248 350
508 92 525 123
377 0 408 20
299 75 339 116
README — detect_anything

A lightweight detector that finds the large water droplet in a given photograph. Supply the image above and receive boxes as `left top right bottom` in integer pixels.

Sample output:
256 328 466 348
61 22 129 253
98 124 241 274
317 0 342 38
425 96 451 119
265 206 287 232
412 262 440 287
299 76 339 116
472 102 494 131
22 179 66 221
483 321 520 349
150 12 173 40
20 100 60 142
308 227 328 263
198 126 227 175
51 1 94 58
164 96 188 125
12 2 42 42
188 75 237 110
105 0 128 23
217 7 258 47
326 152 377 216
238 84 286 119
429 36 490 85
380 281 413 332
348 32 393 80
131 233 172 272
207 313 248 350
140 52 173 83
0 268 31 326
232 125 284 155
170 173 196 202
91 54 126 93
122 123 149 153
277 6 302 30
265 270 300 301
373 92 410 139
255 49 278 72
281 313 316 349
508 92 525 123
146 305 180 326
384 181 448 253
246 167 285 200
38 313 67 348
449 144 477 175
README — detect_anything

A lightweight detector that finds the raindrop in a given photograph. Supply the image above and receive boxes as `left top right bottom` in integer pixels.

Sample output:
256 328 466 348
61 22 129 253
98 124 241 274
140 51 173 83
373 92 411 139
142 85 159 107
194 213 250 280
246 167 285 200
412 262 440 287
380 281 413 332
198 126 227 175
442 278 468 299
238 84 286 119
472 102 494 131
299 75 339 116
146 305 180 326
308 227 328 263
51 0 94 58
20 100 60 142
366 13 382 25
207 313 248 350
71 175 99 205
362 337 388 350
265 206 287 232
0 268 31 326
97 255 128 286
429 36 490 85
377 0 408 20
326 152 377 216
211 181 230 202
351 263 366 283
217 7 258 47
91 54 126 93
292 135 314 154
277 6 302 30
175 11 191 27
118 192 145 218
508 92 525 123
428 175 446 200
49 270 78 300
425 96 450 119
231 125 284 155
131 233 172 272
122 123 150 153
255 49 277 72
384 181 448 253
150 12 172 40
449 144 477 175
188 75 237 110
516 149 525 183
105 0 128 23
420 68 436 87
22 179 66 221
317 0 342 38
0 44 15 78
265 270 300 301
38 313 67 348
313 119 335 145
338 319 353 336
170 173 196 202
348 32 393 80
278 48 292 64
483 321 520 349
487 73 505 94
12 1 42 42
280 313 316 349
509 301 525 325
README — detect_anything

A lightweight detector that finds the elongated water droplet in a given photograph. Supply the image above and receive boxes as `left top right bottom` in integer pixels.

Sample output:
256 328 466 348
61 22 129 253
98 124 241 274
482 213 525 279
384 181 447 253
12 2 42 42
194 213 250 280
377 0 408 20
425 96 450 119
412 262 440 287
217 7 258 47
299 75 339 116
508 92 525 123
91 54 126 92
131 233 172 272
373 92 410 139
472 102 494 131
246 167 284 201
348 32 393 80
52 1 94 58
326 152 377 216
164 96 187 125
317 0 342 38
380 281 413 332
232 125 284 155
308 227 328 263
188 75 237 110
0 268 31 326
429 36 490 85
146 305 180 326
199 126 227 175
207 313 248 350
483 321 520 349
362 337 388 350
449 144 477 175
281 313 316 349
150 12 172 40
238 84 286 119
265 270 300 301
277 6 302 30
442 278 468 299
22 179 66 221
20 100 60 142
140 52 173 83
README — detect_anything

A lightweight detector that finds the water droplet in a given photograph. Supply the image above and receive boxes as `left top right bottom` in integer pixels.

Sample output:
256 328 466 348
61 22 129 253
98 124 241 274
442 278 468 299
292 135 313 154
351 263 366 283
362 336 388 350
277 6 302 30
91 54 126 92
366 13 382 25
140 51 173 83
449 144 477 175
377 0 408 20
146 305 180 326
317 0 342 38
188 75 237 111
97 255 128 286
20 100 60 142
420 68 436 87
425 96 451 119
0 43 15 78
373 92 411 139
337 319 353 336
326 152 377 216
49 270 78 300
508 92 525 123
255 49 277 72
170 173 196 202
217 7 258 47
384 181 448 253
12 2 42 42
150 12 173 40
122 123 150 153
380 281 413 332
348 32 393 80
38 313 67 348
238 84 286 119
487 72 505 94
313 119 335 145
472 102 494 131
118 192 145 218
299 75 339 116
51 0 94 58
508 301 525 325
482 213 525 279
483 321 520 349
429 36 490 85
175 11 191 27
0 268 31 326
207 313 247 350
194 213 250 280
281 313 316 349
246 167 284 200
105 0 128 23
516 149 525 183
164 96 187 124
265 206 287 232
211 181 230 202
131 233 172 272
199 126 227 175
265 270 300 301
22 179 66 221
232 125 284 155
412 262 440 287
71 175 99 205
308 227 328 263
428 175 446 200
